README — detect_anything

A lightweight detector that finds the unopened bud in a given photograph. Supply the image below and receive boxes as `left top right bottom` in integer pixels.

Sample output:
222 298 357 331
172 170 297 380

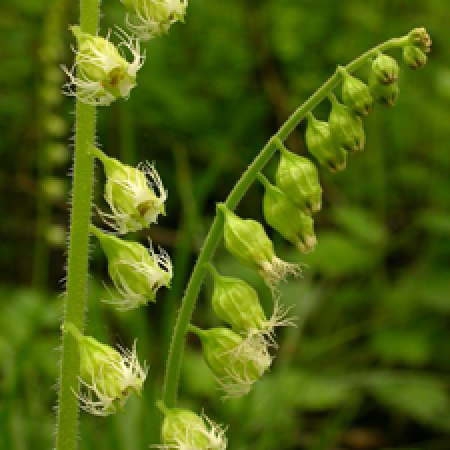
189 325 271 398
62 26 144 106
157 402 227 449
274 138 322 213
408 27 431 53
369 72 400 107
258 174 316 253
91 146 167 234
306 112 347 172
217 203 303 292
371 53 399 84
122 0 188 40
62 322 147 416
90 226 172 310
328 94 365 153
338 66 373 116
403 45 427 70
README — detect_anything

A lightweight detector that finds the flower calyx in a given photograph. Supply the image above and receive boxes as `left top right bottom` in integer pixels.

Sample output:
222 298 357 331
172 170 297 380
371 53 399 84
306 112 347 172
369 71 399 107
337 66 374 116
274 137 322 214
90 145 167 234
62 322 147 416
328 93 365 153
62 26 145 106
90 225 172 310
258 174 317 254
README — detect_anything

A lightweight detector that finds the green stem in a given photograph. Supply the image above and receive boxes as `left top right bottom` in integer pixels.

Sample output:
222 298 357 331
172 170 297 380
162 33 411 408
56 1 99 449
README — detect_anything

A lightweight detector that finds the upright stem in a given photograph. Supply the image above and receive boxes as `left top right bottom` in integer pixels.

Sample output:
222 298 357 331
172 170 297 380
56 1 99 449
162 34 410 408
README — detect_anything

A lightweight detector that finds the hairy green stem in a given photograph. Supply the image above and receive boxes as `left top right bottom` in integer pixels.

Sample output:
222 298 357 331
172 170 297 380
162 33 411 408
56 1 99 449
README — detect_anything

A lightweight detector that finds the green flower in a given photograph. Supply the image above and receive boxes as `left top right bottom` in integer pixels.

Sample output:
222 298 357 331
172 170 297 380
62 323 147 416
189 326 272 398
259 174 316 253
274 138 322 214
62 26 144 106
371 53 399 84
91 226 172 310
122 0 188 40
403 45 427 70
338 66 374 116
217 204 303 292
90 146 166 234
369 72 400 107
157 402 227 449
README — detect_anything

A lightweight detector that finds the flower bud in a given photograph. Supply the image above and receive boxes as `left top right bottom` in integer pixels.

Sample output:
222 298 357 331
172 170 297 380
157 402 227 449
90 226 172 310
328 93 365 153
306 112 347 171
371 53 399 84
338 66 373 116
62 322 147 416
408 27 431 53
189 325 272 398
62 26 144 106
274 138 322 213
369 72 400 107
217 203 303 292
258 174 316 253
122 0 188 40
206 264 295 345
91 146 167 234
403 45 427 70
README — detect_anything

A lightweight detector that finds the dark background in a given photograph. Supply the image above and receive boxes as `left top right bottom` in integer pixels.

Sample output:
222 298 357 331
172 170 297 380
1 0 449 449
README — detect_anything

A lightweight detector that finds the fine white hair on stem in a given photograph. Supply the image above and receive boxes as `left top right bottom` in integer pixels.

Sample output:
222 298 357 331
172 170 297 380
125 0 188 41
98 161 167 234
74 341 147 416
104 243 173 311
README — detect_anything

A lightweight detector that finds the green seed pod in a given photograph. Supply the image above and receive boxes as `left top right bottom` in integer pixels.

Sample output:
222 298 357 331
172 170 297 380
157 402 227 449
122 0 188 40
328 94 365 153
274 138 322 213
207 264 266 333
258 174 316 253
217 203 302 291
62 26 144 106
408 27 431 53
90 146 166 234
371 53 400 84
306 112 347 172
403 45 427 70
338 66 374 116
189 325 272 398
63 322 147 416
369 72 400 107
90 226 172 310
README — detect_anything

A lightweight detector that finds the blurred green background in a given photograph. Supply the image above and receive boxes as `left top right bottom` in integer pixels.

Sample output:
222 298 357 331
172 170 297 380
1 0 449 449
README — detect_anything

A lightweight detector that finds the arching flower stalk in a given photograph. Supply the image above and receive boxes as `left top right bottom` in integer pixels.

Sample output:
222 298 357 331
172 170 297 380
122 0 188 40
62 26 145 106
155 402 227 450
62 323 147 416
90 146 167 234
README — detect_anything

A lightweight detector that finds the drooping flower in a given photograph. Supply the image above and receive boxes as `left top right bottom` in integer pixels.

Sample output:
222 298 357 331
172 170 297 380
62 26 145 106
62 322 147 416
91 225 172 310
122 0 188 40
217 204 304 293
90 146 167 234
155 402 227 450
371 53 399 84
338 66 374 116
189 325 272 399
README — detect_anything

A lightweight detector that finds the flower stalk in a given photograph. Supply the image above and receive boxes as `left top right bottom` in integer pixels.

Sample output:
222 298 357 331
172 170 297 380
56 0 99 449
